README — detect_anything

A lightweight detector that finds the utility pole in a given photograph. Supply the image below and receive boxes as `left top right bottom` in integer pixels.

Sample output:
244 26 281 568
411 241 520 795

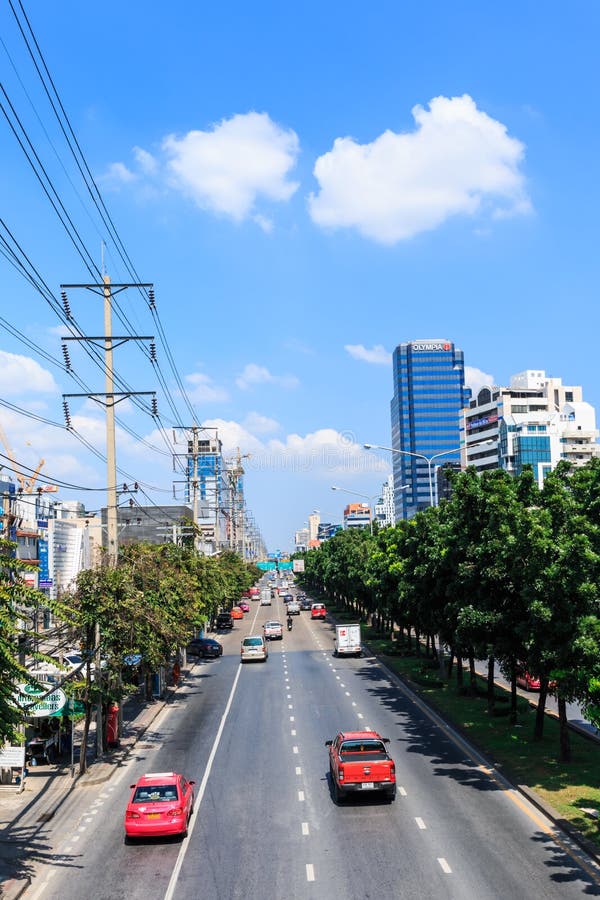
61 277 155 759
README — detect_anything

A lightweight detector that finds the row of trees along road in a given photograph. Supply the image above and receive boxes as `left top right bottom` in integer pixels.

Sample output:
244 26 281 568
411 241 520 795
2 541 259 771
298 460 600 762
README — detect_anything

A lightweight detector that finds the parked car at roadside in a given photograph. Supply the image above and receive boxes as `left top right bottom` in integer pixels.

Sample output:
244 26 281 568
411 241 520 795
216 612 234 629
187 637 223 659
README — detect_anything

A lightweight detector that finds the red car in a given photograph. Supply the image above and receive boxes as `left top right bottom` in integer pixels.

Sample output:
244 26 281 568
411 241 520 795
238 600 250 613
124 772 195 841
311 603 327 620
230 606 244 620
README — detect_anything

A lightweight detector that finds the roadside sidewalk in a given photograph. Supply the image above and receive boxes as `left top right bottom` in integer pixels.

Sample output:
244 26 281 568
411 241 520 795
0 666 192 899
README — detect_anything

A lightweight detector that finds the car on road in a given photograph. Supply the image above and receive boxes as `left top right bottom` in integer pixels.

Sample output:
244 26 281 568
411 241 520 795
326 731 396 803
216 611 234 629
282 593 294 603
311 603 327 620
240 635 268 662
238 600 250 613
186 637 223 659
286 600 301 615
263 621 283 640
230 606 244 620
260 593 272 606
124 772 196 841
300 597 312 611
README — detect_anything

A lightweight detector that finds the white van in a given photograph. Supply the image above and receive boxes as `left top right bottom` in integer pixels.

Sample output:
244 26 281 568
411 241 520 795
240 635 268 663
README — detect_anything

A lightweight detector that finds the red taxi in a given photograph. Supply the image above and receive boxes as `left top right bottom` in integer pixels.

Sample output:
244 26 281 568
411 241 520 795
124 772 195 841
230 606 244 620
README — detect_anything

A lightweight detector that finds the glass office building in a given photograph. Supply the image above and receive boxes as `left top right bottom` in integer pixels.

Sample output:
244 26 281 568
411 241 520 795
390 339 471 520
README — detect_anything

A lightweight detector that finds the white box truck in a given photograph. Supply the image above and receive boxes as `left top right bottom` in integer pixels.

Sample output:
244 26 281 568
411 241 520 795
334 623 362 657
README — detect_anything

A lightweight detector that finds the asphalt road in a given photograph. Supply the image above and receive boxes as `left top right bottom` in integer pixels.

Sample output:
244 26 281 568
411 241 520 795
25 590 600 900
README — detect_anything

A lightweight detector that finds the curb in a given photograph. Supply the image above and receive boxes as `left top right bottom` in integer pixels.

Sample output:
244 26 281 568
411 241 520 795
364 640 600 867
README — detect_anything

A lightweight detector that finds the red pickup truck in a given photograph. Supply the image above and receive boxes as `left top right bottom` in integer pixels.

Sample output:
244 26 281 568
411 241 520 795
326 730 396 803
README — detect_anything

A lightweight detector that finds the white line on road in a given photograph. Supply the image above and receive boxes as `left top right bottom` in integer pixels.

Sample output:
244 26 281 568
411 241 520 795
298 791 305 801
438 858 452 874
399 786 407 796
335 676 340 680
287 693 292 699
288 704 293 709
291 729 297 735
296 766 302 775
302 822 309 835
352 702 357 707
415 817 426 830
163 659 243 900
306 864 315 882
357 713 363 719
290 715 295 721
293 746 299 754
340 683 345 687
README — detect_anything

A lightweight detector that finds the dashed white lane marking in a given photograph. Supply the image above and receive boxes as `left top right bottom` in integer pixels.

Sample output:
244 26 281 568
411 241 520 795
335 676 340 680
399 786 407 797
306 864 315 882
293 746 299 754
302 822 309 836
357 713 364 719
287 694 292 699
340 683 345 687
78 826 86 833
438 858 452 874
415 817 426 830
296 767 302 775
83 818 93 823
298 790 305 801
90 809 99 815
329 663 333 667
352 702 357 707
291 729 297 736
290 715 295 721
72 836 80 843
64 846 73 853
345 691 350 696
288 704 293 709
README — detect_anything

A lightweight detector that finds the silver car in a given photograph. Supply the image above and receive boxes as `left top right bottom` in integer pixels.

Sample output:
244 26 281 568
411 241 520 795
240 635 269 663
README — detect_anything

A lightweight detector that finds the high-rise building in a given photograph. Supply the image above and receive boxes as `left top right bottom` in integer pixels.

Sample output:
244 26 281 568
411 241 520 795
461 370 599 483
343 502 371 529
308 512 320 543
390 339 471 520
374 474 395 527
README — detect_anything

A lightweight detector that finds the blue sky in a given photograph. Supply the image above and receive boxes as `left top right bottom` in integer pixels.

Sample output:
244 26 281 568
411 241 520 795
1 1 599 550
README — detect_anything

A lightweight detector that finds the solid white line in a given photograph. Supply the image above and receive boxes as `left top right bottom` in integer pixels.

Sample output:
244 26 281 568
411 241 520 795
302 822 309 835
306 864 315 882
296 766 302 775
298 790 305 801
163 661 243 900
438 858 452 874
399 786 407 797
415 817 426 830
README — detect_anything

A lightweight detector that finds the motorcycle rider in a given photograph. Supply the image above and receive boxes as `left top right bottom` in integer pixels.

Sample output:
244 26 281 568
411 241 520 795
287 613 293 632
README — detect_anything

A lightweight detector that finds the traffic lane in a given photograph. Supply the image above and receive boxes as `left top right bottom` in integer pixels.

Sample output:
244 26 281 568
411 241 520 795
173 632 312 899
31 640 245 900
305 626 600 899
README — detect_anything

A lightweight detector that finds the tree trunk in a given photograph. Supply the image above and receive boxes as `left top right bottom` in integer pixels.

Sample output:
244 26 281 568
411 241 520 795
558 695 571 763
447 650 455 681
487 655 495 713
79 704 91 776
469 651 477 695
510 665 517 726
456 652 463 691
430 634 438 661
415 629 421 657
534 677 549 741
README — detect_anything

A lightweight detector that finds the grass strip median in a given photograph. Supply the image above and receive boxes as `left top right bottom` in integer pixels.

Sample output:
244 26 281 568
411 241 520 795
330 607 600 848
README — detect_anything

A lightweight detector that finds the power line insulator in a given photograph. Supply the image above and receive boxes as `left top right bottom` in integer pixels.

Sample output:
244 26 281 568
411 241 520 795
148 289 155 309
61 343 72 371
62 399 72 429
150 342 157 361
151 398 158 416
61 291 72 319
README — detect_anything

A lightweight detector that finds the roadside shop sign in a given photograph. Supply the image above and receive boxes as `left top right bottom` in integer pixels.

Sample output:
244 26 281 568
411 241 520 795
0 745 25 767
15 683 67 718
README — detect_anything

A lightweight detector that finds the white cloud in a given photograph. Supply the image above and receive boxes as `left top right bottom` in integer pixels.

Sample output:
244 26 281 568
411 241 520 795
133 146 158 175
202 419 387 478
243 412 280 434
236 363 299 391
309 94 531 244
163 112 300 221
100 161 137 187
465 366 495 397
184 372 229 404
345 343 392 365
0 351 58 395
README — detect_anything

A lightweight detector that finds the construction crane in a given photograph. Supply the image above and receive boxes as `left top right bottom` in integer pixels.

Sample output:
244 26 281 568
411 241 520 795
0 420 57 493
